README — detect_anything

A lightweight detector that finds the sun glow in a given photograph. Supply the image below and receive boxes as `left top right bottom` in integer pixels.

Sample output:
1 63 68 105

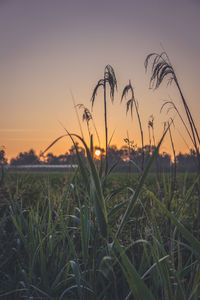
95 149 101 157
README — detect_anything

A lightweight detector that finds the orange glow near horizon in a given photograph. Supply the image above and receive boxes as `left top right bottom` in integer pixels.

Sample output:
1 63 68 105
2 120 194 162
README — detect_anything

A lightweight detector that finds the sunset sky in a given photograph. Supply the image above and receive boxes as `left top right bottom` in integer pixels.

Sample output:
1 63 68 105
1 0 200 160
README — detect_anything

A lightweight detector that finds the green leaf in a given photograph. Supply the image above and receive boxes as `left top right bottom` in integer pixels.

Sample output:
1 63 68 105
70 260 82 299
80 205 90 264
112 237 155 300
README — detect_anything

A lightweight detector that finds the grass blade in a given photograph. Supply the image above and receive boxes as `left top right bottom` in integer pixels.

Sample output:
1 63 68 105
112 237 155 300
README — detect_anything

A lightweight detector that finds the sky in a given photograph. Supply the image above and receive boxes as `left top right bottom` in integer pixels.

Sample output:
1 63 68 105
1 0 200 160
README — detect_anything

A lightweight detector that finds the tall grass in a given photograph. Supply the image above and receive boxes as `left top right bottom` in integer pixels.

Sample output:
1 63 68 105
1 137 200 299
91 65 117 175
145 52 200 170
145 51 200 232
121 80 144 171
76 104 101 147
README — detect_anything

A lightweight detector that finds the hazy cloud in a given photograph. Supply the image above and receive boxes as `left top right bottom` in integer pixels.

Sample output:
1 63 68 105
0 129 39 132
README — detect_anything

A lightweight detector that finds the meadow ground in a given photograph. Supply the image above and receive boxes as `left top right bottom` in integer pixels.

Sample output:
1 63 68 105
0 170 200 299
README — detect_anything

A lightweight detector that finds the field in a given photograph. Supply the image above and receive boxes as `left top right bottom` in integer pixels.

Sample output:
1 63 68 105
0 168 200 299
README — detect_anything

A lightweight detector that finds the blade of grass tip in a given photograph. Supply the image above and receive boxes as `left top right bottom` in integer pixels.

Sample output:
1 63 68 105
69 214 80 226
106 159 120 178
105 185 126 203
102 160 121 195
130 159 142 173
112 236 155 300
108 198 131 219
108 128 116 146
40 134 67 156
141 255 169 279
52 264 71 290
115 121 171 238
92 117 101 148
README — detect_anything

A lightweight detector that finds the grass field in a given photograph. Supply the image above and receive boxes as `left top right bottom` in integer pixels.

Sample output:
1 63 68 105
0 168 200 299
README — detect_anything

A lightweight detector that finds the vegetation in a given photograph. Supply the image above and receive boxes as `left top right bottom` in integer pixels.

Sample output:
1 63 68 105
8 146 198 173
1 52 200 299
0 147 7 166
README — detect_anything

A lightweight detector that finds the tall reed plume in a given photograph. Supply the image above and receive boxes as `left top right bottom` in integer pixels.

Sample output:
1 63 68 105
91 65 117 175
121 80 144 171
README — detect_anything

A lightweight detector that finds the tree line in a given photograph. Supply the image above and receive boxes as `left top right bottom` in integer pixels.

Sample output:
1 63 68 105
1 144 197 173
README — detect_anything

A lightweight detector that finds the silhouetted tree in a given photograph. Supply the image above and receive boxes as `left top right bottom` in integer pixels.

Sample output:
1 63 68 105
0 148 7 165
107 145 121 165
46 153 59 165
176 150 197 172
10 149 40 165
67 143 86 164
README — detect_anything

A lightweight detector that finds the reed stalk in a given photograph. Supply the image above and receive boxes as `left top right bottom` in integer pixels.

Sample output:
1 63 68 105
91 65 117 175
121 81 144 171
